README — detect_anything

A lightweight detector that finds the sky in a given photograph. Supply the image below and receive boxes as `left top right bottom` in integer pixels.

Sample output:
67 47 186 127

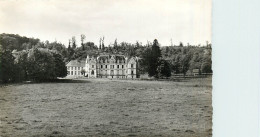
0 0 211 47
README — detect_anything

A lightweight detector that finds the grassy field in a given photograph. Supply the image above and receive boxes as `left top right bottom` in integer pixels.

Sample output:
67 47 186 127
0 77 212 137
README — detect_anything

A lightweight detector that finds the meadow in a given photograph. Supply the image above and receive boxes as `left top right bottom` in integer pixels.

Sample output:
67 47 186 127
0 77 212 137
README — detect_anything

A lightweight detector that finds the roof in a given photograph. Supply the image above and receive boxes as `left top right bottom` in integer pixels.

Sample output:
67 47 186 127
66 60 85 67
67 54 138 66
97 54 126 63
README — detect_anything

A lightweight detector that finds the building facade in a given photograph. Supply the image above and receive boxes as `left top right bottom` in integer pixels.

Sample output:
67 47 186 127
66 55 139 79
66 60 85 78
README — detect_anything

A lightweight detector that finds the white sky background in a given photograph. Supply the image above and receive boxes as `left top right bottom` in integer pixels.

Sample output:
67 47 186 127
0 0 211 47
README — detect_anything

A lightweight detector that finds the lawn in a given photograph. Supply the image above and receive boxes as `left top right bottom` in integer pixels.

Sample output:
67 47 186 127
0 77 212 137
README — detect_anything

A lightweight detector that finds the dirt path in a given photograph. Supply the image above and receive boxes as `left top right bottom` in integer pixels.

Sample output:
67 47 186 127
0 78 212 137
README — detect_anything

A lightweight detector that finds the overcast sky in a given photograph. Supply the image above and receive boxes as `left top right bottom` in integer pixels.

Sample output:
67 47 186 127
0 0 211 47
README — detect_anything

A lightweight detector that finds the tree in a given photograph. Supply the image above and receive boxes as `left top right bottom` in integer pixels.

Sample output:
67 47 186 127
201 49 212 73
114 38 118 51
27 48 55 81
146 39 162 77
189 51 202 72
180 53 192 77
201 62 211 73
179 42 183 47
102 36 105 49
68 39 74 60
0 48 16 83
136 41 141 47
72 36 77 49
80 34 86 50
157 59 171 78
15 50 29 82
171 54 181 74
0 35 18 50
53 53 67 78
99 37 102 49
68 39 71 50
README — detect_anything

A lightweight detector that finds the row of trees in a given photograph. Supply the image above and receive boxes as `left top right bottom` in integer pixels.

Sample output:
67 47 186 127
65 35 212 78
0 33 212 82
0 34 67 83
138 39 212 78
0 47 67 83
140 39 171 78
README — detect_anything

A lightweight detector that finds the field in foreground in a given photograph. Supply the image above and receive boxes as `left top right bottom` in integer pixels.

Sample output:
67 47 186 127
0 77 212 137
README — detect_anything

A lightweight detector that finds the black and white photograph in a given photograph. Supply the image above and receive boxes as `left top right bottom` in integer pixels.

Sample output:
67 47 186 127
0 0 212 136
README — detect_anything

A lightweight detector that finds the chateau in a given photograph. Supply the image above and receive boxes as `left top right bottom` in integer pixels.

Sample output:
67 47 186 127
66 55 139 79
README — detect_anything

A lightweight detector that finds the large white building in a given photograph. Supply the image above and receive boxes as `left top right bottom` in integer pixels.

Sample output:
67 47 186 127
66 55 139 79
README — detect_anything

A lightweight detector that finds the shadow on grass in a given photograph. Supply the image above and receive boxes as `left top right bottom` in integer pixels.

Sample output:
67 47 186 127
0 79 91 87
140 77 200 82
28 79 91 84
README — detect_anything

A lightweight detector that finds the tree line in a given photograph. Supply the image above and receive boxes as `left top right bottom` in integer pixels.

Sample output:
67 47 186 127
0 33 67 83
0 33 212 83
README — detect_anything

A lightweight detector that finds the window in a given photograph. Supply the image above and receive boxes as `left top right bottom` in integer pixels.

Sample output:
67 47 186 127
68 71 70 75
131 71 134 75
117 65 119 68
92 65 94 68
75 71 77 75
122 65 124 68
101 65 103 68
78 71 80 75
131 64 133 68
71 71 73 75
106 65 107 68
78 67 80 70
91 70 94 75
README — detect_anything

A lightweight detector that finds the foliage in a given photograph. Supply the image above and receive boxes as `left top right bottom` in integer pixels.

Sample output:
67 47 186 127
0 33 212 82
0 33 40 51
72 36 77 49
53 52 67 78
27 48 56 81
14 50 29 82
148 39 162 77
0 48 16 83
0 34 67 83
67 37 212 78
80 34 86 50
157 59 171 78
